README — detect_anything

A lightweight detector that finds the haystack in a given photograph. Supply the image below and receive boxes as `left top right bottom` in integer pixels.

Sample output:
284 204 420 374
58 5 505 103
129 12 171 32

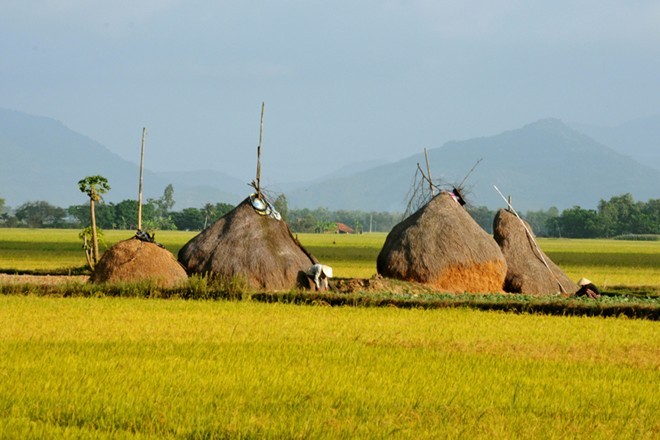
178 196 317 291
493 209 577 295
90 236 188 288
377 192 507 293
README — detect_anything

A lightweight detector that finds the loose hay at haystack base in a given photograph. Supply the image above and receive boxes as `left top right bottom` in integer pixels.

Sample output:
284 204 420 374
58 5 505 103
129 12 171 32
493 208 578 295
377 192 507 293
178 196 317 291
90 237 188 288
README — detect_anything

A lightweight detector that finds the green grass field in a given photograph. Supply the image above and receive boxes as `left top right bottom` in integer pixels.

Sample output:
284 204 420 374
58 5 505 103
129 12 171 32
1 228 659 287
1 296 658 438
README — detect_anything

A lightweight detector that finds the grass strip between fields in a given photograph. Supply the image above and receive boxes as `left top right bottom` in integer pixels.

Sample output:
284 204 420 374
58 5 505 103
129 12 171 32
1 280 658 321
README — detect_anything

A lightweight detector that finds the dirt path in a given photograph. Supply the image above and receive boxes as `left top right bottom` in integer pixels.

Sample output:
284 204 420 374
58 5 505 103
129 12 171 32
0 274 89 285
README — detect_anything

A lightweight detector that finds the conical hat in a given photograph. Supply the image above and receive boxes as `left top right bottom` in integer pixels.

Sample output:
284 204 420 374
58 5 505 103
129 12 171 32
578 278 592 286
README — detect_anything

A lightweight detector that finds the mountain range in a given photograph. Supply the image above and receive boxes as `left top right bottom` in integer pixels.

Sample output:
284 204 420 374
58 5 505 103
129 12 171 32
1 108 659 213
0 108 246 210
285 118 660 212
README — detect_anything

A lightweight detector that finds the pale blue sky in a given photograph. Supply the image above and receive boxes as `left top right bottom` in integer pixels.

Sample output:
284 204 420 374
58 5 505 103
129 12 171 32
2 1 659 183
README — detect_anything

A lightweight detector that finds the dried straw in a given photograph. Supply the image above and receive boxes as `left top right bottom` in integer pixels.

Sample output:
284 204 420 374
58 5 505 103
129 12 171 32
377 192 507 293
493 209 577 295
178 197 317 291
90 237 188 288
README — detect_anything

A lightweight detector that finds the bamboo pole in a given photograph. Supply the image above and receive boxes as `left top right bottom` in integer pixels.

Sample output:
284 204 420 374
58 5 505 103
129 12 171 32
137 127 146 231
424 148 434 196
256 102 264 199
494 185 568 294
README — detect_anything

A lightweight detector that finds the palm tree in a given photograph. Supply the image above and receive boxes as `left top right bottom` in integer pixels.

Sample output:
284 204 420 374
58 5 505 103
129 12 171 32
78 175 110 266
202 203 216 229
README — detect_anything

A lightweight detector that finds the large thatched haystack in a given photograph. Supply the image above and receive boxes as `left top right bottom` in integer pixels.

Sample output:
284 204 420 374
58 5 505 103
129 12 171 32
178 197 316 291
377 192 507 293
90 237 188 288
493 209 577 295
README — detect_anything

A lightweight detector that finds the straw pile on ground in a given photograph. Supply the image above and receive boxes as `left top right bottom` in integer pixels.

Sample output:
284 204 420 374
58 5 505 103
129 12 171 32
377 192 507 293
90 237 188 288
493 209 577 295
178 197 316 291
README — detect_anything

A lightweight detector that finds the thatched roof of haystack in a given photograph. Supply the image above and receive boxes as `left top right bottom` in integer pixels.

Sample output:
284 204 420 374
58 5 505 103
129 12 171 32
493 209 577 295
178 196 317 291
90 237 188 288
377 192 507 293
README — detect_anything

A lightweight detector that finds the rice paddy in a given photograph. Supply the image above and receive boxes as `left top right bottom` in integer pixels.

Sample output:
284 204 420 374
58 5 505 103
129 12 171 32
0 228 658 438
0 296 658 438
1 228 658 287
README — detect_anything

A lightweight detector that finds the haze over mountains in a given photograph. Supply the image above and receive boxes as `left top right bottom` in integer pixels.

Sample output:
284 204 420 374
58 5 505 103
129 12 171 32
286 118 660 212
1 108 659 213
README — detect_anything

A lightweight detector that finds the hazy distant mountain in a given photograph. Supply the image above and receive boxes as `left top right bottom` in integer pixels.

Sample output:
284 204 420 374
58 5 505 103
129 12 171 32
3 109 659 213
155 170 247 208
0 108 243 209
286 119 660 212
571 116 660 171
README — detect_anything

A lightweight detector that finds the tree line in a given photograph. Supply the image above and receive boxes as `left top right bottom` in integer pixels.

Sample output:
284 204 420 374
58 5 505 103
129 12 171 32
1 187 658 238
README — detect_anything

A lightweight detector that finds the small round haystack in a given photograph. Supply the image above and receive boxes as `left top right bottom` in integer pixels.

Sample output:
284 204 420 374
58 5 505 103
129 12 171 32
178 197 316 291
377 192 507 293
493 209 577 295
90 237 188 288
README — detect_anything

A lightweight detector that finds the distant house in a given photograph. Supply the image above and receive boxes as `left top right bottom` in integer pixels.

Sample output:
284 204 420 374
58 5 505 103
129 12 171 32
335 222 355 234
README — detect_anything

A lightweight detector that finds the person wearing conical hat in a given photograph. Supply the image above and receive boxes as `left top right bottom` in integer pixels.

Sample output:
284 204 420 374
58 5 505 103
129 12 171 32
575 278 601 299
306 263 333 290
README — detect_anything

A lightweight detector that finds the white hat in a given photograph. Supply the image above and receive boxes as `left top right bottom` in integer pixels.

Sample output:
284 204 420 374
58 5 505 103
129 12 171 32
578 278 592 286
321 265 333 278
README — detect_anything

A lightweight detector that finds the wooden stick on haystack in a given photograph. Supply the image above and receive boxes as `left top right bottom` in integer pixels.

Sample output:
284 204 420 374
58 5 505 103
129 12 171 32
137 127 146 231
494 185 568 294
424 148 434 196
255 102 265 199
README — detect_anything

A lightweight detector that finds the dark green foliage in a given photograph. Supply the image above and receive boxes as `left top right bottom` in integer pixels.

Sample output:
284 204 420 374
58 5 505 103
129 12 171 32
522 194 660 238
466 206 495 233
287 208 404 233
3 192 658 238
171 208 206 231
15 201 67 228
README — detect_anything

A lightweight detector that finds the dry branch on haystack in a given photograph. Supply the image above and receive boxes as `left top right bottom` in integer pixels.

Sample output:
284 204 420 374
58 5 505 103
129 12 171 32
377 191 507 293
493 208 577 295
404 152 479 217
89 127 188 288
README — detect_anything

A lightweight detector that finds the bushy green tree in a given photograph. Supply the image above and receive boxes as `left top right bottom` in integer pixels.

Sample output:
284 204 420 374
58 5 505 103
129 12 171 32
146 184 177 230
467 206 495 234
598 193 641 237
214 203 234 219
524 207 559 237
171 208 206 231
273 194 288 221
15 201 66 228
556 206 603 238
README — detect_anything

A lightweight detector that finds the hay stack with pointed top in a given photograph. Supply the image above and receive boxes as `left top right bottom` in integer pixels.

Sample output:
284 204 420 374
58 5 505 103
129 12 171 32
493 209 577 295
90 237 188 288
178 197 316 291
377 192 507 293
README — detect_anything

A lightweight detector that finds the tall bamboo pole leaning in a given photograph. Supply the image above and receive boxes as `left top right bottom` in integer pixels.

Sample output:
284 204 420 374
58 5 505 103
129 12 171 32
137 127 146 231
256 102 265 199
494 185 568 294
